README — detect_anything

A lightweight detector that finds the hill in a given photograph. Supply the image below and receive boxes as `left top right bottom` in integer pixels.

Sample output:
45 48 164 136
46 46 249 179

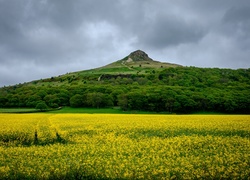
5 50 180 87
101 50 180 71
0 50 249 114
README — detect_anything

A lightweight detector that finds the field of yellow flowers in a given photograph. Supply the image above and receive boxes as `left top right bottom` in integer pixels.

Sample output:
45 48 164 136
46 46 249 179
0 114 249 179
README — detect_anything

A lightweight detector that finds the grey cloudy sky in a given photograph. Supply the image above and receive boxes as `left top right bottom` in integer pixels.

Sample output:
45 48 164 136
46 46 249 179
1 0 250 87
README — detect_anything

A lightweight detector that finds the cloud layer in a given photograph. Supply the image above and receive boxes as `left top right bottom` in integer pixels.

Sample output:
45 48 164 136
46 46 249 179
1 0 250 87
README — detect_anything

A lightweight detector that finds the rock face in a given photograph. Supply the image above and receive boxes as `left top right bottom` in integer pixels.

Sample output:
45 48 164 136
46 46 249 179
128 50 153 61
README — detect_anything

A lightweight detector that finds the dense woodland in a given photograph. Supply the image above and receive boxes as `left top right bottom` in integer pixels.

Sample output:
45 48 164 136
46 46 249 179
0 67 249 114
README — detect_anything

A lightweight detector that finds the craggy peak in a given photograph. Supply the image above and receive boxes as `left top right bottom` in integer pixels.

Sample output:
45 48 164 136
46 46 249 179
128 50 153 61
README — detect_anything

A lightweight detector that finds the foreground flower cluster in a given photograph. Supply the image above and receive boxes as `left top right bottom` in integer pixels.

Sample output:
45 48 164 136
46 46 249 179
0 114 249 179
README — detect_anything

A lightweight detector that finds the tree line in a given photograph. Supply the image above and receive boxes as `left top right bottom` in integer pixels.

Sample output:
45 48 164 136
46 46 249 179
0 67 249 114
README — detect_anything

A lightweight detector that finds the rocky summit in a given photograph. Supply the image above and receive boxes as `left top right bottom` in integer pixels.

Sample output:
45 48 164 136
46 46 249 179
128 50 153 62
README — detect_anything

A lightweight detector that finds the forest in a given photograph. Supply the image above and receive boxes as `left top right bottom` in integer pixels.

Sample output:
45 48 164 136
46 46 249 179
0 66 249 114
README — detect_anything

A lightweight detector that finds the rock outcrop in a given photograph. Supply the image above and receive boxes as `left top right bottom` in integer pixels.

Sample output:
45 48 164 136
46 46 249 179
128 50 153 62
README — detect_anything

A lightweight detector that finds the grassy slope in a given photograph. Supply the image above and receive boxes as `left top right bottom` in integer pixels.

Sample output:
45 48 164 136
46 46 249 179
0 108 38 113
0 107 152 114
47 107 162 114
24 57 181 87
0 107 226 115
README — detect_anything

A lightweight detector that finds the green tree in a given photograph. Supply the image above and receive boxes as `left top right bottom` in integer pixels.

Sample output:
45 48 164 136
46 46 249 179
127 91 147 110
118 94 128 111
35 101 48 111
58 90 70 106
44 94 60 108
37 90 47 99
165 98 175 113
111 89 124 106
87 92 103 108
70 94 83 107
102 94 114 107
5 94 19 107
0 96 8 107
26 94 41 107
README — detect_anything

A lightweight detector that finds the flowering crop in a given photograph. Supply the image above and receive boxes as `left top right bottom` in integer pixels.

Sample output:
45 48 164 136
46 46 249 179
0 114 249 179
0 114 40 146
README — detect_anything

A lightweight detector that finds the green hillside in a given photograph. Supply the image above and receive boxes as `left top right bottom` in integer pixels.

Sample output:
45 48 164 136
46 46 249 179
0 50 249 114
21 50 181 87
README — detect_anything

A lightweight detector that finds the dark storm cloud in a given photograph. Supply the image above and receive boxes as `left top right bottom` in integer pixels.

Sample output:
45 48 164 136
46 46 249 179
0 0 250 87
138 14 207 49
222 6 250 49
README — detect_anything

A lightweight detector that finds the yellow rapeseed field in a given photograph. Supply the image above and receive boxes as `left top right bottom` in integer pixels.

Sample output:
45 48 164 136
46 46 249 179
0 114 249 179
